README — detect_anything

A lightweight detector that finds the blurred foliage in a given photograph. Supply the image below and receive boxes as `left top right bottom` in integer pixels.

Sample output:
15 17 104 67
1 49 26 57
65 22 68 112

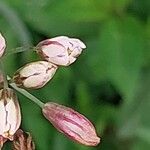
0 0 150 149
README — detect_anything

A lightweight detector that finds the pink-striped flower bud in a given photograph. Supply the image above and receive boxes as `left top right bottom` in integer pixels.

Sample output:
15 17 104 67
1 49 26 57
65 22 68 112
42 102 100 146
13 61 58 89
36 36 86 66
0 88 21 142
0 33 6 58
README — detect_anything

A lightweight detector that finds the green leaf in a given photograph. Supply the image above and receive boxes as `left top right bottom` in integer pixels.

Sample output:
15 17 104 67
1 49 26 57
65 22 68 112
98 17 145 99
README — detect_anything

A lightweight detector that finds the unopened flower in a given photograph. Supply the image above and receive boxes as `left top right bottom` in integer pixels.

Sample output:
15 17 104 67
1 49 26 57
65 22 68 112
36 36 86 66
0 33 6 58
12 129 35 150
0 88 21 141
13 61 58 89
42 102 100 146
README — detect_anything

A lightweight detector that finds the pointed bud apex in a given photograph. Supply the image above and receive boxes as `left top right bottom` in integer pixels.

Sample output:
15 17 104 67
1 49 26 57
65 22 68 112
13 61 58 89
0 88 21 141
12 129 35 150
0 33 6 58
42 102 100 146
36 36 86 66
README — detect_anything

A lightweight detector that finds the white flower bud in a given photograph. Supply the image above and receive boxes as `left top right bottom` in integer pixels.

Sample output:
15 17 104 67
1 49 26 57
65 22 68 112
0 33 6 58
13 61 58 89
36 36 86 66
0 88 21 141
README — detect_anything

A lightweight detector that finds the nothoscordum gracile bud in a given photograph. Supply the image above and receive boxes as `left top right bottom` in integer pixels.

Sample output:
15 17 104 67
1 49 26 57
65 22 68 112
12 129 35 150
0 88 21 141
36 36 86 66
42 102 100 146
13 61 58 89
0 33 6 58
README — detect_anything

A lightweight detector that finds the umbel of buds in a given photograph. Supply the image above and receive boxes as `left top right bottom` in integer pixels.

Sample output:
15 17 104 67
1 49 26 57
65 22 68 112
0 33 6 58
13 61 58 89
42 102 100 146
36 36 86 66
0 34 100 148
0 88 21 147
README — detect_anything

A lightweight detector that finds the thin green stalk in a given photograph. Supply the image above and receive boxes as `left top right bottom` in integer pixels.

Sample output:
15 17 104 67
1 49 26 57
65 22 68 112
4 46 36 57
9 81 44 108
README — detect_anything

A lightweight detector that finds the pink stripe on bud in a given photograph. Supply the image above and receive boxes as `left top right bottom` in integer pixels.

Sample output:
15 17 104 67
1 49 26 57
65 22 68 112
0 33 6 58
42 102 100 146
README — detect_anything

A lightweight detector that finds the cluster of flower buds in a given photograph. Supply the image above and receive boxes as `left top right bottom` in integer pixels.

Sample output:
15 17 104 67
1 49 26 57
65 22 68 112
0 33 100 148
12 36 86 89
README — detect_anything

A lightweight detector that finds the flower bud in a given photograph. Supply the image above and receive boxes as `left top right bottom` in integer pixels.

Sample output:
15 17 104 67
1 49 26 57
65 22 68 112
0 33 6 58
0 88 21 141
12 129 35 150
13 61 58 89
42 102 100 146
36 36 86 66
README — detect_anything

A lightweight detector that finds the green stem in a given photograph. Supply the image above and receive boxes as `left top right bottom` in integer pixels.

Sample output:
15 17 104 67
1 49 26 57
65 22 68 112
9 81 44 108
4 46 36 57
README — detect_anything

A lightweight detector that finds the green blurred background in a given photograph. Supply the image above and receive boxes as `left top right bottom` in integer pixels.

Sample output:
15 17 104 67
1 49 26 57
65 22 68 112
0 0 150 149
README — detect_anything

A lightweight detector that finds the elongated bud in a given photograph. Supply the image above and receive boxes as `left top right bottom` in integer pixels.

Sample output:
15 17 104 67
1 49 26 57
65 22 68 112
13 61 58 89
36 36 86 66
0 33 6 58
12 129 35 150
0 88 21 141
42 102 100 146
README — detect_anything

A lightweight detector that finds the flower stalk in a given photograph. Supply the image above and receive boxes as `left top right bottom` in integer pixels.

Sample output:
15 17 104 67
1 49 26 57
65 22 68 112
9 80 44 108
4 46 36 57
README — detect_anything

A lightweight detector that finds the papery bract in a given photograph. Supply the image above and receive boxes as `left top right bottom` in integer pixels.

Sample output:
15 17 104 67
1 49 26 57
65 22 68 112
36 36 86 66
42 102 100 146
0 33 6 58
13 61 58 89
0 88 21 141
12 129 35 150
